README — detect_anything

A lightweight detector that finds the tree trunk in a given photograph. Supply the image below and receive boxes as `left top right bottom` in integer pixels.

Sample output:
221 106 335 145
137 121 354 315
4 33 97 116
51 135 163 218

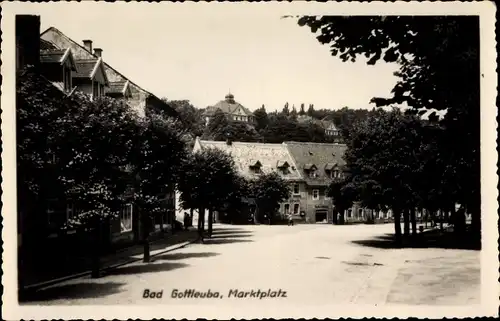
208 209 213 237
91 224 102 278
332 208 338 224
410 208 417 236
339 208 345 225
142 215 151 263
197 209 202 230
393 207 402 244
403 208 410 236
198 207 205 241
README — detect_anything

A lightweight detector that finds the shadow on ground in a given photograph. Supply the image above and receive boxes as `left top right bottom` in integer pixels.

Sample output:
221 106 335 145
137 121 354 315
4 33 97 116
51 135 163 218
351 230 481 250
19 281 127 303
104 262 189 276
211 229 251 235
202 228 255 245
203 238 254 245
152 252 219 261
210 233 253 239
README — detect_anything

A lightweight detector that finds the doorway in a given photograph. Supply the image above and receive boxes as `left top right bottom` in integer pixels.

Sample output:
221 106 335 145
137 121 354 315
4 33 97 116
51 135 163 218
315 210 327 223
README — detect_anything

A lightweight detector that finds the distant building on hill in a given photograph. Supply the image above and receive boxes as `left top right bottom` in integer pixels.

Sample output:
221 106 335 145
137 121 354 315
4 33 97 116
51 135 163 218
203 92 256 126
296 115 342 141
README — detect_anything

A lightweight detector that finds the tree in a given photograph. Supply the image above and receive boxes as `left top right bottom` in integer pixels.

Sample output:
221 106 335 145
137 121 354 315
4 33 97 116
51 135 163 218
299 103 306 116
307 104 315 116
343 109 425 243
17 67 139 276
304 121 326 143
290 105 298 120
204 109 261 143
248 172 291 224
328 178 357 224
206 109 230 137
254 105 269 132
131 113 188 262
164 99 204 138
296 15 480 240
282 102 290 115
177 148 239 238
260 114 310 143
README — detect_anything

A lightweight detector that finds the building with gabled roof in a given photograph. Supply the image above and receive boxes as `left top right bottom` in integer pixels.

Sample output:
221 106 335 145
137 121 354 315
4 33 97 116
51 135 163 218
203 92 255 126
38 47 78 95
282 141 349 223
193 138 302 181
40 26 176 118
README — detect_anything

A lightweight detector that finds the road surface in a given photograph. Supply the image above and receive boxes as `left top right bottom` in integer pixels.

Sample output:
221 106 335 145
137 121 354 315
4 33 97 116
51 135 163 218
25 223 480 306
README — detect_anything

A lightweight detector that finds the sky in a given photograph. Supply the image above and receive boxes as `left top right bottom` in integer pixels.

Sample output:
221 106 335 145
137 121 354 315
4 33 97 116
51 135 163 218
14 3 402 112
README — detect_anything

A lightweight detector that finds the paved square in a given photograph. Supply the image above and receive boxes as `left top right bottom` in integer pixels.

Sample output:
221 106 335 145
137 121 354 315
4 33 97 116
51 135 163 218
24 224 480 306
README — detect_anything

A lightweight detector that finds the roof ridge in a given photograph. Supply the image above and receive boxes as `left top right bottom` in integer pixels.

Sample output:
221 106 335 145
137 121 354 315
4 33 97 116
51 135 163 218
200 140 284 147
284 141 347 147
41 26 160 100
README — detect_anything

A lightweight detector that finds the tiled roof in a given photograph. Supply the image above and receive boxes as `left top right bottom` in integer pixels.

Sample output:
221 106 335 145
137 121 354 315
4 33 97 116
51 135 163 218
284 142 347 187
40 49 66 64
40 26 176 117
40 39 58 50
204 94 253 117
107 81 128 94
74 59 98 78
198 140 302 181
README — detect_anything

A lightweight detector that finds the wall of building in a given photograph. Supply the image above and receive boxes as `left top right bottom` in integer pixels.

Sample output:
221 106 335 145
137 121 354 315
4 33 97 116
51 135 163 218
303 186 332 223
41 29 147 117
73 80 92 96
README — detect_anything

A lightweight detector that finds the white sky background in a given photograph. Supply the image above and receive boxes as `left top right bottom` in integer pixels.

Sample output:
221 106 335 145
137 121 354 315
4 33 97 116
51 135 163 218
14 2 403 112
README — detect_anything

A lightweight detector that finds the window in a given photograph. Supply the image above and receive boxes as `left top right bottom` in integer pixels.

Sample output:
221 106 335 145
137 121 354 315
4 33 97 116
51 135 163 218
330 170 340 179
251 167 262 174
358 209 363 218
312 189 319 200
63 66 72 92
92 80 99 99
309 170 318 178
347 209 352 218
121 203 133 233
284 204 290 214
293 203 300 214
66 202 75 220
293 184 300 195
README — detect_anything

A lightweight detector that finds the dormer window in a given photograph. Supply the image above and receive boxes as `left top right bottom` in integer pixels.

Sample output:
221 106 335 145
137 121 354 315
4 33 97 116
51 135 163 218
325 162 339 179
277 161 290 174
304 163 318 178
249 160 263 174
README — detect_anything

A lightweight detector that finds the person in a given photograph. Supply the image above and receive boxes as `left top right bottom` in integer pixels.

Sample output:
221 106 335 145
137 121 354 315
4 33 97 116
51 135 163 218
287 213 294 226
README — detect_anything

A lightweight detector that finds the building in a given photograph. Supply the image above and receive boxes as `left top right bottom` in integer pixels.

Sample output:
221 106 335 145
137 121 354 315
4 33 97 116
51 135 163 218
179 138 370 224
296 115 341 140
283 141 348 223
40 26 176 118
184 138 302 223
203 92 256 126
320 119 341 138
16 16 179 280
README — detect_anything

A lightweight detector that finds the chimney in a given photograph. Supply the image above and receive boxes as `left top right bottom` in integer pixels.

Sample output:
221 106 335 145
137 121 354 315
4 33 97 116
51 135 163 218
82 40 93 53
15 15 41 70
94 48 102 58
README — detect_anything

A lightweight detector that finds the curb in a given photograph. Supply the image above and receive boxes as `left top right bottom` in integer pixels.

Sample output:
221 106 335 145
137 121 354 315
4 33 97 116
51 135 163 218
20 236 199 294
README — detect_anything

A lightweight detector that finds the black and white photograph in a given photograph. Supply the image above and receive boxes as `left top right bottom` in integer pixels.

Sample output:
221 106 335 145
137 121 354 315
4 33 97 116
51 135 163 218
2 1 498 319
